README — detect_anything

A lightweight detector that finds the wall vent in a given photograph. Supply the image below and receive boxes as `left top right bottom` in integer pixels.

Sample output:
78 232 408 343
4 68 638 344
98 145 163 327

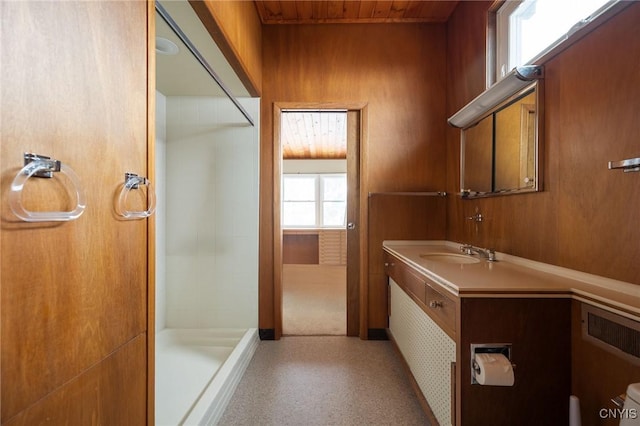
582 304 640 365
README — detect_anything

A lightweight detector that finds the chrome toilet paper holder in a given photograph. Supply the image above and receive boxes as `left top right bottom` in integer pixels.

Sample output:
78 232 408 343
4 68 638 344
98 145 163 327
471 343 515 384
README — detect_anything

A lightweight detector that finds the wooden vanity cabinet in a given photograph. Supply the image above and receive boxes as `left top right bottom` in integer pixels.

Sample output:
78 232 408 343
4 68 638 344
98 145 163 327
385 250 572 426
384 251 457 339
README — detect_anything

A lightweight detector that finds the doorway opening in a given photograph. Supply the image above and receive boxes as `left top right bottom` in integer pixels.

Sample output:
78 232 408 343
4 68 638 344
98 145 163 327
276 107 361 336
280 110 347 335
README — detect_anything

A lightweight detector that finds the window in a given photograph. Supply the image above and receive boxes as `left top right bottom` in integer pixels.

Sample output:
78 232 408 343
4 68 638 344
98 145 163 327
495 0 615 81
282 174 346 228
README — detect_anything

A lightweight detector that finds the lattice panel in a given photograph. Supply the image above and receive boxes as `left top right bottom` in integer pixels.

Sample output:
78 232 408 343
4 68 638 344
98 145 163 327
319 229 346 265
389 279 456 426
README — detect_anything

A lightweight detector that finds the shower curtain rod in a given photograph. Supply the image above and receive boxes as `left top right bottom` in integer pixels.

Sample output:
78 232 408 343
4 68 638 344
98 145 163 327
155 1 255 127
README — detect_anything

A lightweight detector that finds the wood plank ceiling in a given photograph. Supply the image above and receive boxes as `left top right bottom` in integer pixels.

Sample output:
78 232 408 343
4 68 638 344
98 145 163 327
281 111 347 159
254 1 459 24
260 1 459 159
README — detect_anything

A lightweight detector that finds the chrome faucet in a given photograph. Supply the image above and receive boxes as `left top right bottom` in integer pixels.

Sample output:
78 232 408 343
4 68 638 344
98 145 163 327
466 212 483 222
460 244 497 262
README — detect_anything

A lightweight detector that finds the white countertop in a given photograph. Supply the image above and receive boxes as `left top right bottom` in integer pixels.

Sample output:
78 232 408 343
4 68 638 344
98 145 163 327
383 240 640 319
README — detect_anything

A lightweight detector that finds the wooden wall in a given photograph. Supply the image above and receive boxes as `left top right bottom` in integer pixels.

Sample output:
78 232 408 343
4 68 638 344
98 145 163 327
260 23 448 336
368 194 447 334
572 300 640 426
459 298 571 425
283 233 319 264
0 2 150 423
445 0 495 248
258 0 638 339
446 2 640 424
283 230 347 265
190 0 263 96
446 2 640 285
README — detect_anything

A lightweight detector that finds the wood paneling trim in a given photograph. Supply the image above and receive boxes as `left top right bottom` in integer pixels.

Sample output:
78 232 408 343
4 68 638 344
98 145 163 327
357 105 369 339
146 1 156 423
258 104 275 333
273 106 283 339
189 0 263 96
346 109 361 336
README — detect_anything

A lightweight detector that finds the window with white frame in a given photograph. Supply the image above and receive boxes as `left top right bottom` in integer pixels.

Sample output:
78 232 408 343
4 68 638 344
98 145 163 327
495 0 615 81
282 174 347 228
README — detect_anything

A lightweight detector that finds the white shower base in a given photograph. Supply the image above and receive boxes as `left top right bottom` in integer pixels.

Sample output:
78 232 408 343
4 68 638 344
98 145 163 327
155 328 259 425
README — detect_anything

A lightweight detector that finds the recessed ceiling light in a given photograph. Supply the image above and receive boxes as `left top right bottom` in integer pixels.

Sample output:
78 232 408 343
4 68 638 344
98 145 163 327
156 37 179 55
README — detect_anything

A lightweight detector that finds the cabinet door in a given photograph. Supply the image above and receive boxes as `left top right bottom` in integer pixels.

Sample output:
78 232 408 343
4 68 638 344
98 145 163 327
384 252 426 303
0 2 149 423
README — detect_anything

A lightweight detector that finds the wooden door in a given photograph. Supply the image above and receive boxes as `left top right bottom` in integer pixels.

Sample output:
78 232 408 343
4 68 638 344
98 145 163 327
0 2 151 424
346 110 360 336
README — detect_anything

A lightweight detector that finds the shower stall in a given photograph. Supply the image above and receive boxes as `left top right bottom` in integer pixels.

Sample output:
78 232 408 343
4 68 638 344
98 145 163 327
154 2 259 424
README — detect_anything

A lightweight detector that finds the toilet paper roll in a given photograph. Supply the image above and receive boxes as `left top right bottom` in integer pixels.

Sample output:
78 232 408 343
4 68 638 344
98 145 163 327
474 353 515 386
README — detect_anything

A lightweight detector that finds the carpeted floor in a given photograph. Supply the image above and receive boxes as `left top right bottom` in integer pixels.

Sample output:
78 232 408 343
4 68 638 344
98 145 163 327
218 336 430 426
282 264 346 335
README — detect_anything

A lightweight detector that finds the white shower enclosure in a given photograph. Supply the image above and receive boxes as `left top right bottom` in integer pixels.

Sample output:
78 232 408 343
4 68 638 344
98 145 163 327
154 1 260 424
157 94 259 331
155 92 260 426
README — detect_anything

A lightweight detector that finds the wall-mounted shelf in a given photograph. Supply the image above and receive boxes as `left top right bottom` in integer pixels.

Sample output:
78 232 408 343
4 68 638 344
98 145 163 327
608 157 640 173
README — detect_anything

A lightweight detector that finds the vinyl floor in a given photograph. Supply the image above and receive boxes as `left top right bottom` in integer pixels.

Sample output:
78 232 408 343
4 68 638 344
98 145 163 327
218 336 430 426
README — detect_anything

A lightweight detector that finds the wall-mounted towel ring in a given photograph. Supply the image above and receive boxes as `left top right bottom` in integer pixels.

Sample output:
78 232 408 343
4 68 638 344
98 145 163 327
9 153 86 222
116 172 156 219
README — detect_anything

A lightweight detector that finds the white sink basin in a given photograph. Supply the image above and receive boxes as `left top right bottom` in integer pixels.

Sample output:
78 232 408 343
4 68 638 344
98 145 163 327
419 252 481 264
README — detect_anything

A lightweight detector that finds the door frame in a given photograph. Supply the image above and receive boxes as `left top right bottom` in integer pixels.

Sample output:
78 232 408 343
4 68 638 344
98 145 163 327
272 102 368 338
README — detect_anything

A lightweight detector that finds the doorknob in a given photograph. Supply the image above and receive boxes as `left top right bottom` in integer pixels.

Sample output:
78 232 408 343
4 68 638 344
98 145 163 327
347 222 356 230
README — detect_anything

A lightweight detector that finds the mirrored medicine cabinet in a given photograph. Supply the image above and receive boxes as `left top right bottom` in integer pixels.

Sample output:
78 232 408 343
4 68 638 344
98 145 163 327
450 66 543 198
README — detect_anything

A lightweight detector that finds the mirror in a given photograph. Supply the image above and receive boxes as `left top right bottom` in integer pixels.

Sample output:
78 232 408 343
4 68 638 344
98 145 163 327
460 83 540 197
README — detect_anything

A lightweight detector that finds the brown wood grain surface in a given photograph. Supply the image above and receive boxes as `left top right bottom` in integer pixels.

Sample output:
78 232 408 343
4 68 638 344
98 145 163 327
190 0 263 96
283 234 320 264
1 1 149 423
260 23 448 336
446 1 640 284
571 300 640 426
368 194 447 329
255 1 458 24
458 298 571 426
